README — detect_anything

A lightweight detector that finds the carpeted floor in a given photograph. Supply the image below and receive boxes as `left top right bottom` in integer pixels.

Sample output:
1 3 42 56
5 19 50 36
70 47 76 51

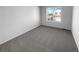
0 26 78 52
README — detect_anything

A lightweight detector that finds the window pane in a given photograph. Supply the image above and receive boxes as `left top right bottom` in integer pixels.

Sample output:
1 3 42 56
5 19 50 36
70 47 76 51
47 7 62 22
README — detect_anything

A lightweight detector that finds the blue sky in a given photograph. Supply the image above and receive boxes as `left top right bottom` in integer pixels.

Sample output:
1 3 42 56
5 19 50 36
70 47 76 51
48 8 54 13
48 7 62 13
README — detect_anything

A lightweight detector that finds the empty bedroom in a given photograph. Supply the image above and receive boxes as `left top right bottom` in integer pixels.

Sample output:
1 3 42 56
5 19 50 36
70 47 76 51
0 6 79 52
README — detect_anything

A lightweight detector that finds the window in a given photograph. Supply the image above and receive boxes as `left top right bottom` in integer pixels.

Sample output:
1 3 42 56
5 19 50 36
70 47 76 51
47 7 62 22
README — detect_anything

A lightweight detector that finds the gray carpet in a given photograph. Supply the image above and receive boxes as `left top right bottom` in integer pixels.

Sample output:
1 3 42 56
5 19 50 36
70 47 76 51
0 26 78 52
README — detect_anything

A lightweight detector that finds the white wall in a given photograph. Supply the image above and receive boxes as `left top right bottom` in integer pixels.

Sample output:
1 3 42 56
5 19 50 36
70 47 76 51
72 6 79 50
0 6 40 45
40 6 73 30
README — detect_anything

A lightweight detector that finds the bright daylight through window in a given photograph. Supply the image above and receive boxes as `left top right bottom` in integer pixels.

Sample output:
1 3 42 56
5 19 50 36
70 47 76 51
47 7 62 22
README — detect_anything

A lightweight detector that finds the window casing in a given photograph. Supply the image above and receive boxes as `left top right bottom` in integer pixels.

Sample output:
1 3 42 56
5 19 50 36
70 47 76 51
46 7 62 22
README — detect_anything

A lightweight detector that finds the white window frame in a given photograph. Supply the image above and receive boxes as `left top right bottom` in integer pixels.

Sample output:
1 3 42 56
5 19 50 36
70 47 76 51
46 7 62 22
